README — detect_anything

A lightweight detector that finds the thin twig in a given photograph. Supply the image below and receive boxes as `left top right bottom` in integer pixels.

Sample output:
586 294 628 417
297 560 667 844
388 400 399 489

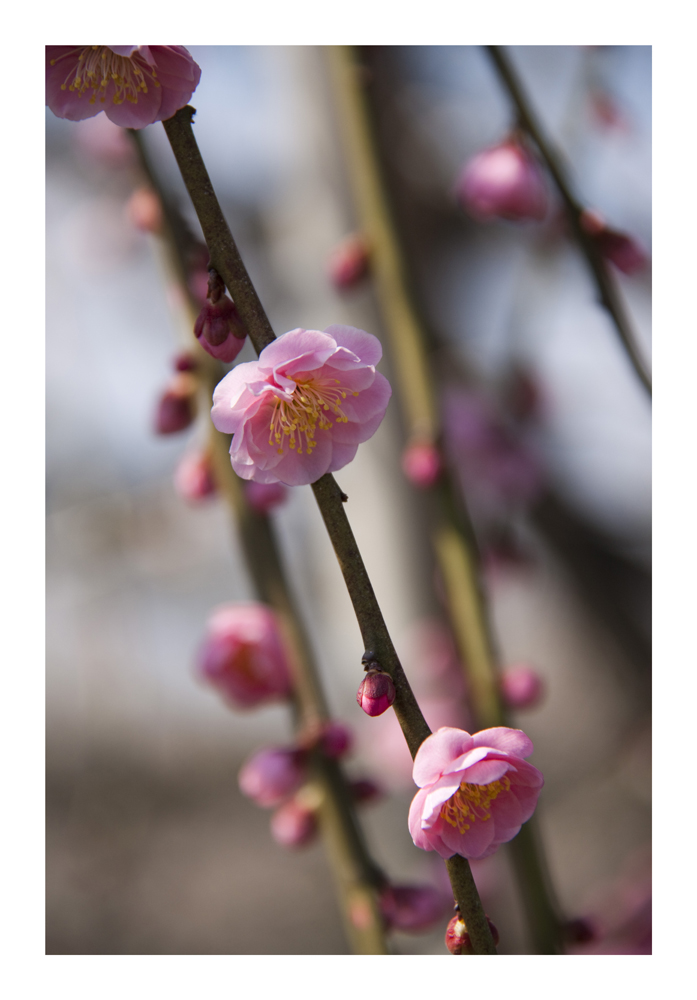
161 105 497 955
486 45 651 398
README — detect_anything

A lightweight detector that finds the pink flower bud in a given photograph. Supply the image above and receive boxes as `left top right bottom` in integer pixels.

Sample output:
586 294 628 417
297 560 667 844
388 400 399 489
319 720 353 758
197 602 293 709
455 139 548 222
380 884 446 933
173 351 197 373
244 481 288 514
350 778 383 805
327 233 371 290
126 187 163 234
238 747 306 808
445 913 499 954
579 210 649 275
174 450 217 504
270 797 318 848
155 373 197 435
194 270 248 363
356 669 396 717
401 441 443 489
499 663 545 710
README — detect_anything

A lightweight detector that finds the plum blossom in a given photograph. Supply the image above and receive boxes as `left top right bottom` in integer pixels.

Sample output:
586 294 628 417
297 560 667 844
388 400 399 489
197 602 292 709
46 46 201 129
211 325 391 486
238 747 306 808
455 138 548 222
408 726 543 860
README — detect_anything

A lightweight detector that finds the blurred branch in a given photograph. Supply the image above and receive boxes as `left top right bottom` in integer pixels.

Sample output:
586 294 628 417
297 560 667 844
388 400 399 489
327 45 563 954
131 126 388 955
486 45 652 398
160 105 497 955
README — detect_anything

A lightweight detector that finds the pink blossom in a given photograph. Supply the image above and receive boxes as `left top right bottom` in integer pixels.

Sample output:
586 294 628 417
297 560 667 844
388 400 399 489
356 669 396 717
126 187 162 234
445 912 499 954
500 663 545 710
211 325 391 487
327 233 371 290
174 450 217 503
456 139 548 222
401 440 443 489
379 884 447 933
46 46 201 129
197 602 292 709
270 797 318 848
300 720 353 759
244 481 288 514
408 726 543 860
238 747 306 808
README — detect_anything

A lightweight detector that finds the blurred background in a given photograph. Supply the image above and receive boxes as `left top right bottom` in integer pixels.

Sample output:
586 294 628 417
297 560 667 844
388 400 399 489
46 45 651 954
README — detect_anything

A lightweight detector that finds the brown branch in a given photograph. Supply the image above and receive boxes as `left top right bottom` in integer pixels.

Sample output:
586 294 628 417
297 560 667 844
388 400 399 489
486 45 651 398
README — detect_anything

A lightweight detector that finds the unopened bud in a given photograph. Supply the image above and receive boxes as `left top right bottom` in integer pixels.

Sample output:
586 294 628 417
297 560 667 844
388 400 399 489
579 209 649 275
356 669 396 717
173 351 197 373
401 440 443 489
455 138 548 222
327 233 371 290
155 373 197 435
194 270 248 363
499 663 545 710
350 778 383 805
445 912 499 954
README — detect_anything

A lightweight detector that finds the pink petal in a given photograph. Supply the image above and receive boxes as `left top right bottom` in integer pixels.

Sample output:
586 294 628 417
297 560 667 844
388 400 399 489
437 811 496 859
412 728 473 788
326 441 359 474
471 727 534 758
408 792 455 858
260 328 336 376
324 325 383 367
420 775 464 825
461 757 511 786
447 745 491 775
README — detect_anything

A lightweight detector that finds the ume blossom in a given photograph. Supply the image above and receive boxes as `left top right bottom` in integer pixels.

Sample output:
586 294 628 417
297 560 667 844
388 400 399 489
46 46 201 128
211 326 391 486
408 726 543 860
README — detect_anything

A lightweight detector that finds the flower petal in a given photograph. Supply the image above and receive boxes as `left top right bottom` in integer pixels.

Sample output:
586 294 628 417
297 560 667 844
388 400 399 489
471 727 534 759
412 727 473 788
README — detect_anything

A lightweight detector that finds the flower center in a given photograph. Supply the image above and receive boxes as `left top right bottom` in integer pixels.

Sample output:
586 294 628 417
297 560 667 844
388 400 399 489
440 776 511 833
268 379 358 456
51 46 159 106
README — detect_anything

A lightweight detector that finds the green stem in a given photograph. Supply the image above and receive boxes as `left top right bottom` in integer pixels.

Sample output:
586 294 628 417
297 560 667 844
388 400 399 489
160 105 496 954
486 45 651 398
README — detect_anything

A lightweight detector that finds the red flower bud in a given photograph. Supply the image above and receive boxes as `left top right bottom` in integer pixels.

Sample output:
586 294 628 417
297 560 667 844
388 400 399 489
194 269 248 362
270 795 318 848
327 233 371 290
499 663 545 710
445 913 499 954
174 450 217 504
239 747 306 808
356 669 396 717
350 778 383 805
401 441 443 489
126 187 162 234
579 209 649 275
456 138 548 222
155 373 197 435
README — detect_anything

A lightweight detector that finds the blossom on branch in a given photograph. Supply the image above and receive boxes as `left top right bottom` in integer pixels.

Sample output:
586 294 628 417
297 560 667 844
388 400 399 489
455 137 548 222
408 726 543 860
211 326 391 486
46 46 201 128
197 603 292 709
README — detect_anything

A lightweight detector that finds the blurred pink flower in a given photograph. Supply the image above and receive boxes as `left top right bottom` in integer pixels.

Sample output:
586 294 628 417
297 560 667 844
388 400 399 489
197 603 292 709
238 747 306 808
174 449 217 503
270 797 318 848
580 209 649 275
244 480 288 514
194 270 248 363
46 46 201 128
499 663 545 710
126 187 163 234
379 883 447 933
211 325 391 486
327 233 371 290
401 440 443 490
455 139 548 222
408 726 543 860
349 778 384 805
155 373 197 435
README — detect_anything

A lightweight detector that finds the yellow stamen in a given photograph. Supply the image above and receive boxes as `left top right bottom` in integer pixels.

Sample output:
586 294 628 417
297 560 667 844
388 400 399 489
53 46 159 107
267 378 359 457
440 776 511 834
